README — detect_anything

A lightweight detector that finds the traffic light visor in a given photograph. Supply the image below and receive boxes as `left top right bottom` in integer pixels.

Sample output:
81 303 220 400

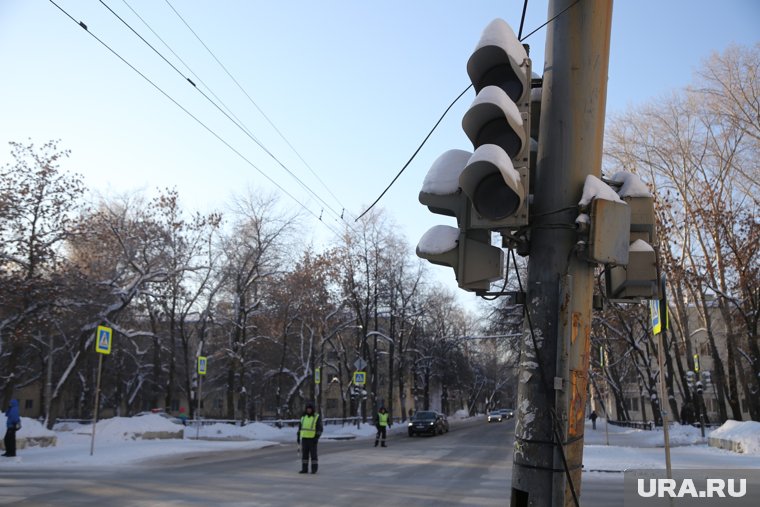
460 144 524 221
462 86 526 158
467 18 529 102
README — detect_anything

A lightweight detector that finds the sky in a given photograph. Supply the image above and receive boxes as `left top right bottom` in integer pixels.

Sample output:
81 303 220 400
0 0 758 305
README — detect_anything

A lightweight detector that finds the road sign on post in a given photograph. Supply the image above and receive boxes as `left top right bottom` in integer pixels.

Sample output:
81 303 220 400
196 355 207 439
353 371 366 385
91 325 113 456
95 325 112 355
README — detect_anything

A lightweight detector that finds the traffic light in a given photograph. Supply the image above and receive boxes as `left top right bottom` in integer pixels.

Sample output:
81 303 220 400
460 19 531 229
416 150 504 292
416 18 536 291
598 172 661 301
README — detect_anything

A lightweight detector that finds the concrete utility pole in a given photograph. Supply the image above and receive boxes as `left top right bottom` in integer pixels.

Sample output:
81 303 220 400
511 1 613 506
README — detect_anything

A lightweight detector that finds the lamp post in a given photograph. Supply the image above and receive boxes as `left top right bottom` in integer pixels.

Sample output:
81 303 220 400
365 330 395 420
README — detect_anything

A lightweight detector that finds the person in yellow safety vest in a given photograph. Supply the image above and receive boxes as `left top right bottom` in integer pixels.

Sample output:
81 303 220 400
374 406 391 447
297 403 323 474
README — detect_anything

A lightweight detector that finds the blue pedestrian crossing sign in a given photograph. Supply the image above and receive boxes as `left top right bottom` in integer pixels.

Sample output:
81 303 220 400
197 356 208 375
95 326 113 355
353 371 366 385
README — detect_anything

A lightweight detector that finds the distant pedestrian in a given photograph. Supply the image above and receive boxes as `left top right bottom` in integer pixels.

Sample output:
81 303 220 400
297 403 323 474
3 399 20 457
589 410 598 430
178 407 187 426
374 406 390 447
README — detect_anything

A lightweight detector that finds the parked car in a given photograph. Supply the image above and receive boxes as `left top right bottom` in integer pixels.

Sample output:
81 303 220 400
487 410 505 423
408 411 448 436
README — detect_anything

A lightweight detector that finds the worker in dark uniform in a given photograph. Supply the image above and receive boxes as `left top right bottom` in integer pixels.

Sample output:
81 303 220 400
374 406 390 447
297 403 323 474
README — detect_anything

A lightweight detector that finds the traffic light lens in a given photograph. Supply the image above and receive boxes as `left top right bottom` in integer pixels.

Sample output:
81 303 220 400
473 173 520 220
476 118 522 158
476 65 524 103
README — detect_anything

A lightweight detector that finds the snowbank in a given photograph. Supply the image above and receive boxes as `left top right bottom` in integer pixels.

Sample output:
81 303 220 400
1 414 56 438
709 420 760 454
583 418 704 447
65 414 184 442
450 409 471 420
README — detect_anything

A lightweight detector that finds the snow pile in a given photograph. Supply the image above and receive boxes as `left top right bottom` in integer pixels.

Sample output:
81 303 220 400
611 171 652 198
662 423 705 446
194 421 286 441
69 414 183 442
709 420 760 454
421 149 469 195
630 238 655 252
417 225 458 255
0 414 56 438
584 419 704 447
579 175 624 206
450 409 471 420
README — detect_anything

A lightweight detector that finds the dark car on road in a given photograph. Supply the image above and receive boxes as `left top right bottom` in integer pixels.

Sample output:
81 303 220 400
408 410 449 436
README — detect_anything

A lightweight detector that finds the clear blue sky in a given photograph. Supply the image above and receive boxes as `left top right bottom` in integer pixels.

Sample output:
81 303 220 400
1 0 758 301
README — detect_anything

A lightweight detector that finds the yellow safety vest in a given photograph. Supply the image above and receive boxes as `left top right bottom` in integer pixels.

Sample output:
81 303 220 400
300 414 319 439
378 412 389 427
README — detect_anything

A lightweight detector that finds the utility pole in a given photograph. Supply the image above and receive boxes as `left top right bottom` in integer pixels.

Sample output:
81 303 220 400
511 1 613 506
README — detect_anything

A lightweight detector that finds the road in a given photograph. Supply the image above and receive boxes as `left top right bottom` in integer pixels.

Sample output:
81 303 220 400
0 418 624 506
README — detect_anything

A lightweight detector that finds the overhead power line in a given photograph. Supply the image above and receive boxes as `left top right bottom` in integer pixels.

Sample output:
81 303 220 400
97 0 348 229
162 0 351 220
47 0 343 238
118 0 259 142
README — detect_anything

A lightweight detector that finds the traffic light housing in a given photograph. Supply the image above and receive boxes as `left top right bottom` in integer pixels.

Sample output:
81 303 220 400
416 151 504 292
460 18 531 230
599 172 661 301
415 18 536 292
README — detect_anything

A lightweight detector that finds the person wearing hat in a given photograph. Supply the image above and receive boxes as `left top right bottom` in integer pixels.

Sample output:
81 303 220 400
297 403 323 474
374 406 390 447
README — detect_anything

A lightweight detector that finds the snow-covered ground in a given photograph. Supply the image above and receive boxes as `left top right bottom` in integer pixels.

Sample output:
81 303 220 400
2 412 759 472
0 412 404 468
582 418 760 472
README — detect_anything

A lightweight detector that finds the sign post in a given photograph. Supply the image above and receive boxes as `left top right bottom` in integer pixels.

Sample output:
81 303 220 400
90 325 112 456
196 356 207 440
651 296 672 481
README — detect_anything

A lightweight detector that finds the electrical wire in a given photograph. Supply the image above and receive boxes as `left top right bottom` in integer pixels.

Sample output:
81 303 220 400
118 0 258 141
518 0 529 40
162 0 351 221
355 84 473 221
47 0 343 238
98 0 348 229
520 0 581 42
